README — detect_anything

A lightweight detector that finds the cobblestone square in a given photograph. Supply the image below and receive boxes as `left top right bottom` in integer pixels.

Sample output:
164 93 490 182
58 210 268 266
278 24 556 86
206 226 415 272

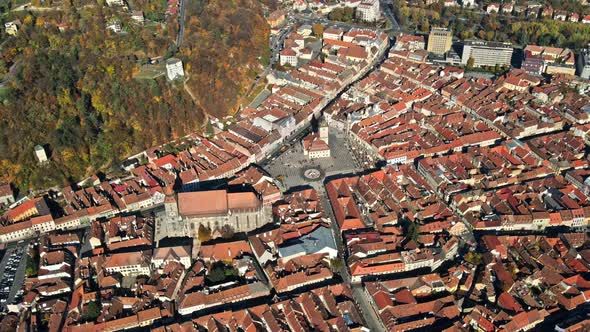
263 127 362 191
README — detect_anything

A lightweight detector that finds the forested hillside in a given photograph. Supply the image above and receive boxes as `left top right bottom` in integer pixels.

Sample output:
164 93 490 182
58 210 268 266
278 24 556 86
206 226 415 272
0 0 269 190
182 0 270 117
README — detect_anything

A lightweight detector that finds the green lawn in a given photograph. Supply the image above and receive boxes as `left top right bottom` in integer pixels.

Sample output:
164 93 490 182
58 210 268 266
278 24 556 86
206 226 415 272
0 86 10 99
133 63 165 79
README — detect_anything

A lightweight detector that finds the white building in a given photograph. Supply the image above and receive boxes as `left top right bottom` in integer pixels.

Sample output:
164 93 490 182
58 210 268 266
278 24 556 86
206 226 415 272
106 0 125 6
106 21 122 33
31 215 56 234
152 246 192 269
34 145 48 163
0 222 34 243
293 0 307 11
279 49 298 67
323 27 344 41
131 11 145 24
166 58 185 81
4 21 19 36
356 0 380 22
277 227 337 262
302 133 331 159
104 251 151 277
0 184 14 206
462 0 476 7
297 24 312 36
461 39 513 68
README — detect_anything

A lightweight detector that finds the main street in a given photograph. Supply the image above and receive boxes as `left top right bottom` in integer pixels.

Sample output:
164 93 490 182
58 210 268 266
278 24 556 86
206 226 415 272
258 14 396 330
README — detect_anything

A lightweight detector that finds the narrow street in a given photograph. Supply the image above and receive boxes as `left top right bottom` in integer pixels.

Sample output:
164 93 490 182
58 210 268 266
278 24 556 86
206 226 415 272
352 285 386 332
175 0 187 47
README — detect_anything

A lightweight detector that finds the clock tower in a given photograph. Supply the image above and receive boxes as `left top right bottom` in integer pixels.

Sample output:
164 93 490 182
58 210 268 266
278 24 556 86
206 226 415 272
165 195 179 219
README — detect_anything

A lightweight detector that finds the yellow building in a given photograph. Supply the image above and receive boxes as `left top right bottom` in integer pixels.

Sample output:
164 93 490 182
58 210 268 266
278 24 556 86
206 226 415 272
546 65 576 76
427 28 452 55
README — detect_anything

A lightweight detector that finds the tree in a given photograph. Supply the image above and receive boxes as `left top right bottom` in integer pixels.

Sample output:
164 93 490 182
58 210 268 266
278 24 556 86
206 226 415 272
220 224 235 239
485 31 495 41
464 252 483 266
25 251 39 277
420 19 430 33
328 7 354 22
329 258 343 270
312 23 324 37
206 265 225 284
0 60 8 77
84 301 101 321
206 261 238 285
0 0 266 189
405 221 419 241
466 57 475 68
197 224 212 242
205 119 214 137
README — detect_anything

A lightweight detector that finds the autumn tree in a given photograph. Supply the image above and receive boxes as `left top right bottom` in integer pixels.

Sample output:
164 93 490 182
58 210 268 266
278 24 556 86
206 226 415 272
197 224 212 242
220 224 235 239
312 23 324 37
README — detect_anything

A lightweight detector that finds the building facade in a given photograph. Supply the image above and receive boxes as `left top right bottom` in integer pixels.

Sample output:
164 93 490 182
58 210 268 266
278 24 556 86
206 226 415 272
104 251 151 277
34 145 48 163
0 184 14 206
177 190 272 237
427 28 452 55
577 48 590 79
279 49 298 67
4 21 18 36
166 58 184 81
461 40 513 67
356 0 380 22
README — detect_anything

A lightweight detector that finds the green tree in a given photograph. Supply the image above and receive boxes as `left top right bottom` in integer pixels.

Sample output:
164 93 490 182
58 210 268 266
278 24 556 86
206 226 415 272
405 221 419 242
205 119 214 137
466 57 475 68
0 60 7 77
84 301 101 321
329 258 343 270
206 261 238 284
25 248 40 277
464 252 483 266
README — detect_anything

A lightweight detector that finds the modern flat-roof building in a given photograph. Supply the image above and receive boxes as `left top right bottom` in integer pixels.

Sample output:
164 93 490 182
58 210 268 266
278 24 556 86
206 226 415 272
356 0 380 22
461 39 513 67
427 28 452 55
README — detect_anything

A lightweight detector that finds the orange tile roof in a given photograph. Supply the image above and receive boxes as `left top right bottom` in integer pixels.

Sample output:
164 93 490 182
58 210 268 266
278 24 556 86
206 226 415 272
227 192 260 210
178 190 228 216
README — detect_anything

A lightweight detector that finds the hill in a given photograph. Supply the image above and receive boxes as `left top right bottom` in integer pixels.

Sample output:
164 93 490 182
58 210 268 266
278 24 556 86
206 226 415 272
181 0 270 117
0 0 269 189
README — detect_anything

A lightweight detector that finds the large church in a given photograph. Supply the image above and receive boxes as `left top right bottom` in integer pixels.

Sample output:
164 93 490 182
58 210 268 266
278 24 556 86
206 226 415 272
155 189 272 242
